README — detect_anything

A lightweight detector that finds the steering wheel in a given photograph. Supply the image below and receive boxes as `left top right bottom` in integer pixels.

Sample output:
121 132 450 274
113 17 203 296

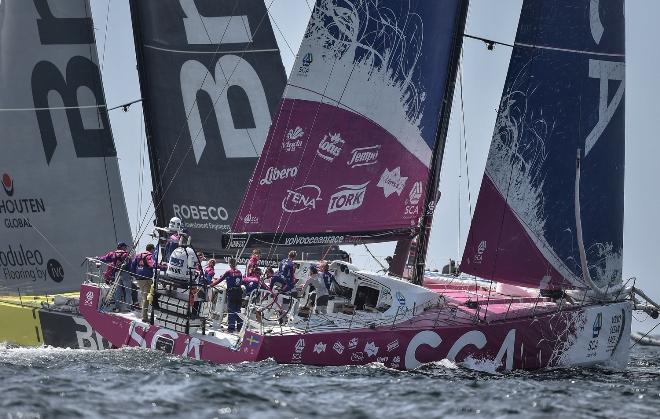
255 288 294 322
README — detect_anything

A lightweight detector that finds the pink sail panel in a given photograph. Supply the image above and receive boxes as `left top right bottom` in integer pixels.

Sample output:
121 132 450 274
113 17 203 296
231 0 466 242
233 98 427 234
461 176 570 289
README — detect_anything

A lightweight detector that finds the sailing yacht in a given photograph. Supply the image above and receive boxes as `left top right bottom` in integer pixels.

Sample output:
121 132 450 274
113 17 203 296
81 0 659 371
0 0 289 348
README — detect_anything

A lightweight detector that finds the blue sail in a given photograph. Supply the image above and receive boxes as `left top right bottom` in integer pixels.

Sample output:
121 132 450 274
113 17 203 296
461 0 625 290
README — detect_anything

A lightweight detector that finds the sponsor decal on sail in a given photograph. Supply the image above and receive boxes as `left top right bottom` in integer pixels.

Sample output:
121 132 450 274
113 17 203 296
316 133 345 162
1 173 47 230
347 145 380 168
260 166 298 185
0 243 62 283
173 203 229 231
408 181 423 206
473 240 487 264
377 167 408 198
297 52 313 75
282 185 322 213
327 182 369 214
243 214 259 224
2 173 14 197
283 127 305 152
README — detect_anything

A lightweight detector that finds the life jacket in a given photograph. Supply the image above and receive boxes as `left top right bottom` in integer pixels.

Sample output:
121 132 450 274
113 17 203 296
278 258 295 283
131 251 155 280
220 268 243 289
322 271 335 291
203 265 216 285
99 249 129 282
246 255 259 276
164 233 181 261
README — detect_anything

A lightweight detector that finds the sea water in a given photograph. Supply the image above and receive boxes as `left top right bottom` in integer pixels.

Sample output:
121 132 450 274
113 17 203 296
0 343 658 418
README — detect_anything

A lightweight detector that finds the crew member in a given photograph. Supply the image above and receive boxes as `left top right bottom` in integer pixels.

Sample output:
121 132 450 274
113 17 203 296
243 266 262 296
319 260 336 294
210 258 243 333
270 251 297 292
246 249 261 277
203 258 217 285
132 244 156 321
164 217 183 261
303 265 329 314
98 242 132 312
98 242 129 285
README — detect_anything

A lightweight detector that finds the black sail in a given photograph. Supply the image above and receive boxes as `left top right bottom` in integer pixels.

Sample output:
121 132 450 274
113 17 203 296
0 0 132 294
129 0 288 253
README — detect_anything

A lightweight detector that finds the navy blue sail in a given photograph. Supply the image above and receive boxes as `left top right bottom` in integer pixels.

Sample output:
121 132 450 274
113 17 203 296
461 0 625 290
129 0 288 252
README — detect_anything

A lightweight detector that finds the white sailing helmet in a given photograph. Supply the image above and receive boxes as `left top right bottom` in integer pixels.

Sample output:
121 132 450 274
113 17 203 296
168 216 182 232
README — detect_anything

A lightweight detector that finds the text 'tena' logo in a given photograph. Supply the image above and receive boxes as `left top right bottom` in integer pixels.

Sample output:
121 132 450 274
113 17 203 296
282 185 322 213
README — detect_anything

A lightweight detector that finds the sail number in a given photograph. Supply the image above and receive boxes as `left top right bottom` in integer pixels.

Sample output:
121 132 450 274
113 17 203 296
179 0 272 163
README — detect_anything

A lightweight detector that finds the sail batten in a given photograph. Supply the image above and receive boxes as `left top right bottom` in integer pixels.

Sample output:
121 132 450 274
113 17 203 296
231 0 466 248
461 0 625 290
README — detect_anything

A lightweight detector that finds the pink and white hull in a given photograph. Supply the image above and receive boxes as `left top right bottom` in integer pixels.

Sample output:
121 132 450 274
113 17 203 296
80 278 631 372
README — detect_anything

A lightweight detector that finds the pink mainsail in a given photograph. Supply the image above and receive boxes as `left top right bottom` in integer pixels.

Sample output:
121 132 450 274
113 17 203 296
230 0 466 248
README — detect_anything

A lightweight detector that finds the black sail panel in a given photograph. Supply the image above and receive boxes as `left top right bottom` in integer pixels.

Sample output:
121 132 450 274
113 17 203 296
0 0 132 294
130 0 288 252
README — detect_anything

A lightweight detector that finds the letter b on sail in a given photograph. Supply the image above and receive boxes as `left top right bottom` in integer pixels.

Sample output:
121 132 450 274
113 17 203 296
179 0 271 163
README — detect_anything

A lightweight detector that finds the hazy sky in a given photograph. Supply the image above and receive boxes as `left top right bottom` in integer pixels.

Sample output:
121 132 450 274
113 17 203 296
90 1 660 325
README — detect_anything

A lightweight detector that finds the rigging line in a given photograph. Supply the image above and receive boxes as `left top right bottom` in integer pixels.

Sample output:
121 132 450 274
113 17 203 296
99 0 113 72
363 244 387 273
463 34 514 49
304 0 313 13
268 9 297 59
630 321 660 350
132 0 279 245
108 98 143 112
28 223 76 270
0 104 105 112
136 114 146 239
142 44 279 54
457 64 462 260
459 52 473 219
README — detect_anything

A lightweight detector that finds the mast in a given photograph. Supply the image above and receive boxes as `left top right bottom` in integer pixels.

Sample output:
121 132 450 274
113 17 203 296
128 0 166 228
411 0 470 285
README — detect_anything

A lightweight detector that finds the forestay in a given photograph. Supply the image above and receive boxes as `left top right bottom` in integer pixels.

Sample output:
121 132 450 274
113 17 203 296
0 0 131 294
130 0 287 252
461 0 625 290
231 0 465 249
